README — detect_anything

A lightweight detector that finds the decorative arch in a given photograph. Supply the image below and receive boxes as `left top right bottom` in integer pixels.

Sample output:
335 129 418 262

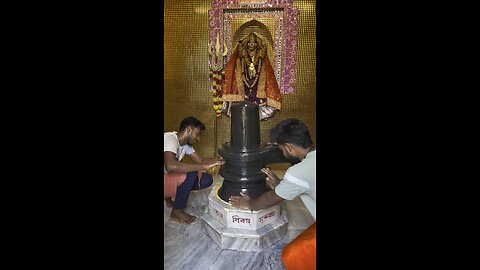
233 20 275 66
208 0 299 95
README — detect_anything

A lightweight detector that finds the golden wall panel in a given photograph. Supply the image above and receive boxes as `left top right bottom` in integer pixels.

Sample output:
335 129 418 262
164 0 316 164
164 0 215 158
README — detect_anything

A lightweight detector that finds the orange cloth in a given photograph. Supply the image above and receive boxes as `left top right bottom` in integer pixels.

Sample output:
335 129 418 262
281 222 316 270
164 171 204 198
222 46 282 110
164 172 187 198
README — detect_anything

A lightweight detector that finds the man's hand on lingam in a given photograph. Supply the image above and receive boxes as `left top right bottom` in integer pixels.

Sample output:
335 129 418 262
206 158 224 175
229 192 251 210
205 159 225 169
261 168 280 189
212 156 225 166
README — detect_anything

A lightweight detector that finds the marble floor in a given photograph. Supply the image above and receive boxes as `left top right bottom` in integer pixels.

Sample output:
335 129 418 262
164 171 315 270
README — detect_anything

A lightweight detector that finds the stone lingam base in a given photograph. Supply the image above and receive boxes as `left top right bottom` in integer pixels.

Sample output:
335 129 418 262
201 182 288 252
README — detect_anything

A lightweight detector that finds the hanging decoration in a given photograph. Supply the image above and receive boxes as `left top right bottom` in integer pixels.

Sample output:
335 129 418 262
208 32 228 117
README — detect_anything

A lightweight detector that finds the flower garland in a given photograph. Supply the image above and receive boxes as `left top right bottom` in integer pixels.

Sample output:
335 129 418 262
242 58 262 96
209 70 225 117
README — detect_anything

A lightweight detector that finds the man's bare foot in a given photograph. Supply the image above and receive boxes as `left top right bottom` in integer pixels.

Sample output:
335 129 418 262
165 197 174 207
170 209 197 224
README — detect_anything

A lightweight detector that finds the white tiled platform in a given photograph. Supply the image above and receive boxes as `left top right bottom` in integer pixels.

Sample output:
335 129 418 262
164 171 315 270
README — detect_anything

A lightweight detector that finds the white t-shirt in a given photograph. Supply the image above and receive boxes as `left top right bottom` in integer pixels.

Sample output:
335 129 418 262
164 131 195 173
275 150 316 220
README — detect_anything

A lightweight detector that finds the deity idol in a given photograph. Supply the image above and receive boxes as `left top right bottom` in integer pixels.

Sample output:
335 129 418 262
221 32 281 120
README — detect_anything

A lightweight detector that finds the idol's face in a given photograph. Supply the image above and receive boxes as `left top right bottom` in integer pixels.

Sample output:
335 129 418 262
247 38 257 51
187 127 202 146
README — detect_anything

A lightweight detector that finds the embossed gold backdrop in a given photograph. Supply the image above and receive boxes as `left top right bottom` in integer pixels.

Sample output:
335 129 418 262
164 0 316 166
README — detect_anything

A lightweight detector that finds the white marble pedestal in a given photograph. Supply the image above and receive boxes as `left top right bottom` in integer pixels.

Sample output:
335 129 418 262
201 183 288 252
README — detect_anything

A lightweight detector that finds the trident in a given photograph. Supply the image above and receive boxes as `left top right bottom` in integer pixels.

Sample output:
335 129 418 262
208 32 228 71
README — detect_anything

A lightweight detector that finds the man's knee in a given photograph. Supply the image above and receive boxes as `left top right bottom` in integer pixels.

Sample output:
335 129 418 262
200 173 213 188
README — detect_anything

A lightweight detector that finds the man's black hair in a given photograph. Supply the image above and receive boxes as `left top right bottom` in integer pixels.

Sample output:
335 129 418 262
269 118 313 148
179 116 205 132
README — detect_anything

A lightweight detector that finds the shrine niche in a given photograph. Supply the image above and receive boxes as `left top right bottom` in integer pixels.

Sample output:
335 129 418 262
208 0 299 120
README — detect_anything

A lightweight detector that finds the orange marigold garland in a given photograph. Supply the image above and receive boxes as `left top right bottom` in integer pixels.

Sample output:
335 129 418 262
210 70 224 117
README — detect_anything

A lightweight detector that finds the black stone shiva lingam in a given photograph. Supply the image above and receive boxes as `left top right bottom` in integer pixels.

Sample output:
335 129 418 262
217 101 289 202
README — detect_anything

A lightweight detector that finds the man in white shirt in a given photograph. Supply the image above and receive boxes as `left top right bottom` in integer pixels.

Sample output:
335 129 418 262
164 117 224 224
229 118 316 270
